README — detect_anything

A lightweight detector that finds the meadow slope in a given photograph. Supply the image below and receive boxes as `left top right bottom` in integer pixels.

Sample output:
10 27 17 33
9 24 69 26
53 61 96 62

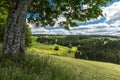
51 55 120 80
0 43 120 80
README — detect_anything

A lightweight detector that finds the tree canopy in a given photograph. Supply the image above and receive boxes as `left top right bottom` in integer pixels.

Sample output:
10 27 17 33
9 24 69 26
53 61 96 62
0 0 113 60
0 0 113 28
28 0 112 29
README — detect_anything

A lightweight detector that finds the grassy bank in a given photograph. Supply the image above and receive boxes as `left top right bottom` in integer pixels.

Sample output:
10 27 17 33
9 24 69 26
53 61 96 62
0 51 120 80
0 42 120 80
0 53 77 80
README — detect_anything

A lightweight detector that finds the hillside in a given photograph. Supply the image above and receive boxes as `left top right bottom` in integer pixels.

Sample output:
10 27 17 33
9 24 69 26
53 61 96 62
52 55 120 80
27 42 76 57
0 43 120 80
27 36 77 57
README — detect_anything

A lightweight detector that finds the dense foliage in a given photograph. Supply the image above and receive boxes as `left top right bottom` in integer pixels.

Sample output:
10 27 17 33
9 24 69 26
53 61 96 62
0 0 113 59
36 37 56 44
78 38 120 64
1 0 112 28
25 24 32 47
0 8 7 42
36 35 89 46
54 46 59 50
36 35 120 64
28 0 112 28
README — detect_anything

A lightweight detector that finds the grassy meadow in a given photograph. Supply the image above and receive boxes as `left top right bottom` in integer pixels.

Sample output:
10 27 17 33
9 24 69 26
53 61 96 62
0 37 120 80
27 36 77 57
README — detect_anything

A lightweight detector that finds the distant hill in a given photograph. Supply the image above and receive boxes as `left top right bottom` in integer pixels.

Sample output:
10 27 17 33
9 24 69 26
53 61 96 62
32 34 120 38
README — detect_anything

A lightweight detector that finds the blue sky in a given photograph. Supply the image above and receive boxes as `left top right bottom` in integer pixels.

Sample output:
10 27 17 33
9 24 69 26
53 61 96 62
29 0 120 36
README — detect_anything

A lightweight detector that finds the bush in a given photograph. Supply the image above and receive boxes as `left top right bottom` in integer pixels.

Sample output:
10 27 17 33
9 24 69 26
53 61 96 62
0 24 4 42
68 43 72 48
68 50 71 53
77 45 81 50
74 51 81 59
25 24 32 47
0 9 7 42
54 46 59 50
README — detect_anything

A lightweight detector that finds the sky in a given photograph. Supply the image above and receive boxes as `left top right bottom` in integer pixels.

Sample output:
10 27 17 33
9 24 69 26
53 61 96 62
29 0 120 36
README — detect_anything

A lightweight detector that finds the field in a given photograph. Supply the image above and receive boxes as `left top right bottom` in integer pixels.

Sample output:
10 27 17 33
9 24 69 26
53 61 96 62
0 39 120 80
28 36 77 57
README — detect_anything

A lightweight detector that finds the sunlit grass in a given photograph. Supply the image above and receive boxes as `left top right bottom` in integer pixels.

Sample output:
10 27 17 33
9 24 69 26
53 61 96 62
28 43 76 56
0 42 120 80
28 36 77 57
52 55 120 80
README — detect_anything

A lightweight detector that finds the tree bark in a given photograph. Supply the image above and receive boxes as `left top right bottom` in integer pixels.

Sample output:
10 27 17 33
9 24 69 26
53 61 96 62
2 0 32 60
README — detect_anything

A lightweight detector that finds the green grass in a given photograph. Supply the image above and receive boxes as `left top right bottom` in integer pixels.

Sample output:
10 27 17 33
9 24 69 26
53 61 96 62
0 41 120 80
0 51 120 80
0 53 76 80
28 43 77 57
28 36 77 57
52 56 120 80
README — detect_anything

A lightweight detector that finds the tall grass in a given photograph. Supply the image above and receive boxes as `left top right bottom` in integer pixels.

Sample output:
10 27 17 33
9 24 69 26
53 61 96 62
0 43 120 80
0 51 75 80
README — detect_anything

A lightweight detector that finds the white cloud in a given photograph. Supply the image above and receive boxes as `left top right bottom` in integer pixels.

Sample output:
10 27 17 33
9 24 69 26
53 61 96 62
103 1 120 22
69 1 120 36
30 1 120 36
54 15 66 27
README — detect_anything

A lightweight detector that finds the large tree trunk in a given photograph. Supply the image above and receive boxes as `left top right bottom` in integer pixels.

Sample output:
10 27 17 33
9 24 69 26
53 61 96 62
2 0 32 60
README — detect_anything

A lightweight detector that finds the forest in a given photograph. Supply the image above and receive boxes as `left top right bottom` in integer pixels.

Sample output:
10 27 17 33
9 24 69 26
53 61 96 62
36 35 120 64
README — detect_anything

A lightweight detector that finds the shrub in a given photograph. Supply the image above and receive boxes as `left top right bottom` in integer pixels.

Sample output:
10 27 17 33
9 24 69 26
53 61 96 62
0 24 4 42
25 24 32 47
74 51 81 59
77 45 81 50
54 46 59 50
0 9 7 42
68 43 72 48
68 50 71 53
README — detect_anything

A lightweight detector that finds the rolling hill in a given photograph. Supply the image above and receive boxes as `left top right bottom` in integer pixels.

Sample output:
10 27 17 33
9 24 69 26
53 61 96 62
0 43 120 80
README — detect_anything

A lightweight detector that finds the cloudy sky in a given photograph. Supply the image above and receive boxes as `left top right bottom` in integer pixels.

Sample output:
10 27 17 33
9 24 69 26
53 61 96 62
30 0 120 36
